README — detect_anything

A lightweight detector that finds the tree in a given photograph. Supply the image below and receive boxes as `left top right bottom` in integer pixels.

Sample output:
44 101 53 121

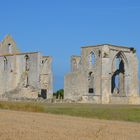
55 89 64 99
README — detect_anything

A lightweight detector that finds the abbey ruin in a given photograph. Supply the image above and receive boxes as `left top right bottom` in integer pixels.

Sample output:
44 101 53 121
0 35 139 104
64 44 140 104
0 35 53 100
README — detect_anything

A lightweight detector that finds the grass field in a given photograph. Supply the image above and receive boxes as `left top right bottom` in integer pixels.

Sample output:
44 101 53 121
0 101 140 122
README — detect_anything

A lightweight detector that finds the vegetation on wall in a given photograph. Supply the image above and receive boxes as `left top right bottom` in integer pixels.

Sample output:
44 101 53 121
130 47 136 53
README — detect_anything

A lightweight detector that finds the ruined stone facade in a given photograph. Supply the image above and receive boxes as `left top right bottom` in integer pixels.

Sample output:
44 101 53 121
64 44 140 104
0 35 53 100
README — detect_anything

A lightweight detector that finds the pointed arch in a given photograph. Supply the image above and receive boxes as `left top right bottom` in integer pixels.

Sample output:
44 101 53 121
3 56 8 71
25 55 30 71
112 51 128 70
8 43 12 54
88 71 94 93
24 55 30 87
111 51 127 96
88 51 95 67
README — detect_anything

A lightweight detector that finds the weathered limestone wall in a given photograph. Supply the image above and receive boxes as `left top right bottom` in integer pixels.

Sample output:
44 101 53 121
65 46 102 102
64 71 87 101
71 56 81 72
0 35 19 55
0 52 40 95
108 46 139 104
40 56 53 99
81 47 102 96
0 35 53 100
28 53 41 88
64 44 140 104
0 56 15 94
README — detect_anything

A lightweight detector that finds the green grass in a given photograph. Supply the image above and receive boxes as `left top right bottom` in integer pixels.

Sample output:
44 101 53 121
0 101 140 122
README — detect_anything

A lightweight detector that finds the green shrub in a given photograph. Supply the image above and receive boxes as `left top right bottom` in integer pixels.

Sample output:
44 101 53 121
56 89 64 99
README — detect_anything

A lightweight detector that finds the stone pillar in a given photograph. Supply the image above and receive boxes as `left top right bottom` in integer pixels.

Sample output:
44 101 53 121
101 57 110 104
119 72 125 96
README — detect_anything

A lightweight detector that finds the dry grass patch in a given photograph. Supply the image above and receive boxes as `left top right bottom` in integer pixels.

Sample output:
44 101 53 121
0 101 140 122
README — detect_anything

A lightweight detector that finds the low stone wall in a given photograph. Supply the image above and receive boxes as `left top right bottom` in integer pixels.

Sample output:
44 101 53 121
0 86 39 101
0 95 140 104
109 96 129 104
79 95 101 103
109 96 140 104
128 96 140 104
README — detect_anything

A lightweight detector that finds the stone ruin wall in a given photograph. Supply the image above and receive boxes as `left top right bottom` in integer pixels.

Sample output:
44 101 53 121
0 35 53 100
64 44 140 104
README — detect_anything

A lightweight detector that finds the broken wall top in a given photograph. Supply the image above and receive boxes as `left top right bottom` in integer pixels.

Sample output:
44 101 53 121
0 35 20 55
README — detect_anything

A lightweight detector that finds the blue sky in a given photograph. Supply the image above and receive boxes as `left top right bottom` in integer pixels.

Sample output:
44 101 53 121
0 0 140 91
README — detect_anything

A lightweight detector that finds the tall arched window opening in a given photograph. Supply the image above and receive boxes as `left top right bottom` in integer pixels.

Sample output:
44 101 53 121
4 57 8 71
89 52 95 67
111 52 125 96
25 55 29 71
24 55 30 87
8 43 12 54
88 72 94 93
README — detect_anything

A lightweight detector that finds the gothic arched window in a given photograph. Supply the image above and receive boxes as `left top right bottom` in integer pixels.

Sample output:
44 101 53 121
111 52 126 96
8 43 12 54
4 57 8 71
88 72 94 93
25 55 30 71
88 51 95 67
